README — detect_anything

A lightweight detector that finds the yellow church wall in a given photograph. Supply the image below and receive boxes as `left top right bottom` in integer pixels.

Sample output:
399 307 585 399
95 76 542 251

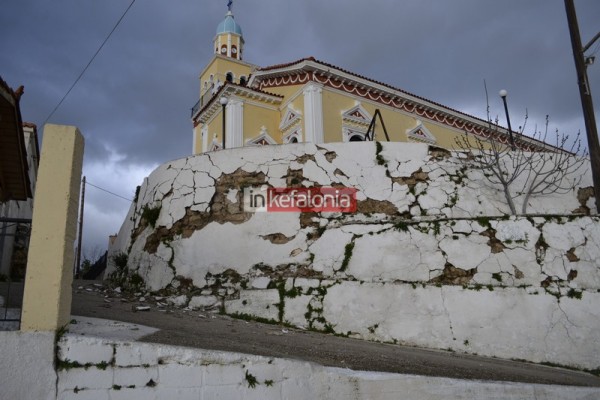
322 88 352 142
195 82 481 153
199 56 253 95
364 103 416 142
243 102 281 143
266 85 305 140
204 111 224 150
193 126 201 154
319 88 413 143
318 86 469 147
420 120 464 149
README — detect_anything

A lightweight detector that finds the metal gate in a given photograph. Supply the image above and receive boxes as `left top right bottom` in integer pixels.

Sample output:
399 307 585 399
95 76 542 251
0 217 32 330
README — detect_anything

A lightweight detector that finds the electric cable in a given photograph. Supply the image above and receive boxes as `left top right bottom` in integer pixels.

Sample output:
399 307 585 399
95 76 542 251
42 0 136 125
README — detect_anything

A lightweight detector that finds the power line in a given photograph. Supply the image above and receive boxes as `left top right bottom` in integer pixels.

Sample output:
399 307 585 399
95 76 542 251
86 181 132 202
42 0 136 125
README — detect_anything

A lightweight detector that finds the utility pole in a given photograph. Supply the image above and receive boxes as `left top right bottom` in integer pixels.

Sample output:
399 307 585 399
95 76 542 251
75 176 85 277
564 0 600 213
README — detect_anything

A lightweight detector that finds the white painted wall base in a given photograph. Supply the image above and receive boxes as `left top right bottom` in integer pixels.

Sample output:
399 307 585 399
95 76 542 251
56 334 600 400
0 331 57 400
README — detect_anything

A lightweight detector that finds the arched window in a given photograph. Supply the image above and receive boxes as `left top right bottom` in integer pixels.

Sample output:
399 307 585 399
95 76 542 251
239 76 247 86
289 137 298 143
220 45 227 55
226 72 233 83
349 135 365 142
231 45 238 59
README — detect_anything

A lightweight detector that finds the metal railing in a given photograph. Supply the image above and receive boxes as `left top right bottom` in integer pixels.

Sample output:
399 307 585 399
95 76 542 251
191 84 218 117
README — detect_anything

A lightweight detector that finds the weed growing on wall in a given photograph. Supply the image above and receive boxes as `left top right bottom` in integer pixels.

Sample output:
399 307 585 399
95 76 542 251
245 370 258 388
339 242 355 272
375 141 386 166
141 204 162 228
107 252 146 292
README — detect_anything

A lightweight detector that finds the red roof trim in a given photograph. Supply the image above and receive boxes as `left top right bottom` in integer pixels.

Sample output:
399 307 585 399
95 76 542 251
256 57 493 126
254 57 557 151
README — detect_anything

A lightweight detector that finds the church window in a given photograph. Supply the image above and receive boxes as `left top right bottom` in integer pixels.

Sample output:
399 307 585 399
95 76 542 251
220 45 227 54
342 104 371 142
226 72 233 83
239 76 247 86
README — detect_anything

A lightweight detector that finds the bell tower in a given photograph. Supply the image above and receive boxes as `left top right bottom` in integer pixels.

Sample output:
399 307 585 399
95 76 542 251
193 0 254 154
214 1 244 60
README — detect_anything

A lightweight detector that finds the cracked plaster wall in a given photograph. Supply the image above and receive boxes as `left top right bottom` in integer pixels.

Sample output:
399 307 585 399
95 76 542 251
107 142 599 369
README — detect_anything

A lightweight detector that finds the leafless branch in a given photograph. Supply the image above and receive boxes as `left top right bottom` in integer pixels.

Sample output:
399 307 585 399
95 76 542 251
454 115 588 215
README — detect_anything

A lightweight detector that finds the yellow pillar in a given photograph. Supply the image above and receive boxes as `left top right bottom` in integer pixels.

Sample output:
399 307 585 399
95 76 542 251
21 124 84 331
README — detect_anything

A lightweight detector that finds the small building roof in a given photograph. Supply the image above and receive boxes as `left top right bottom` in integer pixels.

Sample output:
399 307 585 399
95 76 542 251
0 76 31 201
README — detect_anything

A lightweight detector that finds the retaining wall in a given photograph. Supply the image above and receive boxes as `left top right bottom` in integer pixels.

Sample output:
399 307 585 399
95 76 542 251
107 142 599 369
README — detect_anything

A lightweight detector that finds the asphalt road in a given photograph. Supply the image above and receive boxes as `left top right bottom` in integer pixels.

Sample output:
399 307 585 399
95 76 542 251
70 281 600 387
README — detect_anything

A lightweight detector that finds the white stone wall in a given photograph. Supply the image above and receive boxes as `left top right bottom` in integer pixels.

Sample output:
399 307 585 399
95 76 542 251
107 142 599 369
56 334 600 400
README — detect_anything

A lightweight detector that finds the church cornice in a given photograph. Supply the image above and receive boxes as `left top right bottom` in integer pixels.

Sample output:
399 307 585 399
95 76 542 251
192 82 282 125
250 57 554 152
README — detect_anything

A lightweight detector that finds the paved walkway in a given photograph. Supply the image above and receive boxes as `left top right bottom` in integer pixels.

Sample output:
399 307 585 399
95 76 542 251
71 281 600 387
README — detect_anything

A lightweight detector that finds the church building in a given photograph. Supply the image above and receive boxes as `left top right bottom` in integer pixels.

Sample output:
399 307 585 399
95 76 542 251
191 5 540 154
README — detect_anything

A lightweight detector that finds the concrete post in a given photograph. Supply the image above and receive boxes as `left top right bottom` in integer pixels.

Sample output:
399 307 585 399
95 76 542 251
21 124 84 331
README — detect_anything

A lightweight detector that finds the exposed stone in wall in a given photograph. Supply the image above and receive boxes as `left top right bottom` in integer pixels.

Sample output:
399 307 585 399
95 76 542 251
429 263 477 285
574 186 595 214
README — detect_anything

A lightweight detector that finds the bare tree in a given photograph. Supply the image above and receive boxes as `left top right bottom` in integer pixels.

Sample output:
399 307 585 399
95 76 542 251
455 115 588 215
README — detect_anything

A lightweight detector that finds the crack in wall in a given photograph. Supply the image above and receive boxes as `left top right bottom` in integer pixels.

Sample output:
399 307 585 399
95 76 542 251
439 288 456 341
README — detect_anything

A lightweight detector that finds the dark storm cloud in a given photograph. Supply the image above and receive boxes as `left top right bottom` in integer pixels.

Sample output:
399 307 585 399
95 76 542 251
1 0 599 254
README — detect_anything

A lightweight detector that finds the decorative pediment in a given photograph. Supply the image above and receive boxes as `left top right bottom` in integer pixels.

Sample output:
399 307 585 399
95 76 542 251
279 107 302 131
247 126 278 146
406 121 436 144
342 104 372 126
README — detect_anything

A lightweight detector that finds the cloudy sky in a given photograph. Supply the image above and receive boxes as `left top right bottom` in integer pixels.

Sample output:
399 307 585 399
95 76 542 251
1 0 599 258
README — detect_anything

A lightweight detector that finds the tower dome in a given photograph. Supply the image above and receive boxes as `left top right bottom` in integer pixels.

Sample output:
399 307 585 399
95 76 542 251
213 6 244 60
216 11 243 36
